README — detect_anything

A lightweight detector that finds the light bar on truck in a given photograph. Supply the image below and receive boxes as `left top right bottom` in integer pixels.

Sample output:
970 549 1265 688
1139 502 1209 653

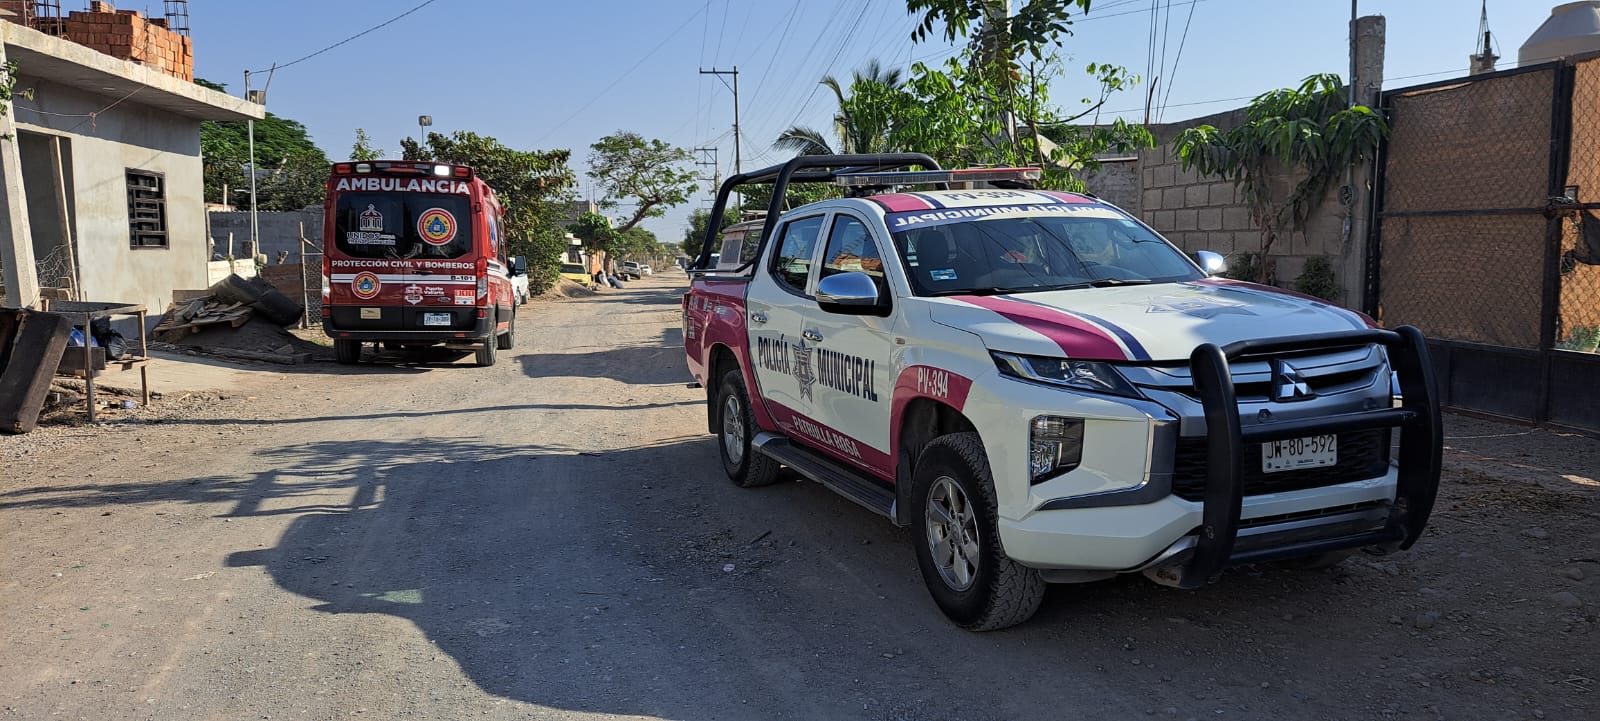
833 167 1042 187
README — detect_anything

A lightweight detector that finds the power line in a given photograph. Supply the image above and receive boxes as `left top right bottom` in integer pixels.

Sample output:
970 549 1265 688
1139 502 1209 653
533 5 710 145
1157 0 1200 122
249 0 438 73
779 1 873 139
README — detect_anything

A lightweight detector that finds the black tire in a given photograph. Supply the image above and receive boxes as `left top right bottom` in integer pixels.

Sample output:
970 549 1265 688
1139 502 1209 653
475 337 497 367
715 368 781 488
334 339 361 365
910 432 1045 631
496 311 515 350
250 288 304 326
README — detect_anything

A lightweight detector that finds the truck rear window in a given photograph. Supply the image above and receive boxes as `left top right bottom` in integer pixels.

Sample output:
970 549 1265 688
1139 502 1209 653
332 192 474 260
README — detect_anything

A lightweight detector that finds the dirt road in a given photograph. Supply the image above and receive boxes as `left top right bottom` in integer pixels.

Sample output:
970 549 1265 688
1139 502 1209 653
2 273 1596 721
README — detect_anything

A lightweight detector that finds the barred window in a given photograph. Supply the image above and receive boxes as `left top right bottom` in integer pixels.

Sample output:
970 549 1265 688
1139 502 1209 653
127 170 167 249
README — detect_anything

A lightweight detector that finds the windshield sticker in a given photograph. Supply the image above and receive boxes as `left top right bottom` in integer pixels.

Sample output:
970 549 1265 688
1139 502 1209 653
887 204 1125 231
351 272 381 300
334 177 471 194
359 204 384 231
929 269 958 281
417 208 458 246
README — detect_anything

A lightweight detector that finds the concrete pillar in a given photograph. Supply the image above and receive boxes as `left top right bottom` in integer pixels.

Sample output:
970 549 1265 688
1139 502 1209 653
0 39 38 308
1339 15 1385 309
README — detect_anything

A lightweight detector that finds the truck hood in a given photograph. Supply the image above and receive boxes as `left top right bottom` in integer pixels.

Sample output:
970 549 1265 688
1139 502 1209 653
926 280 1375 362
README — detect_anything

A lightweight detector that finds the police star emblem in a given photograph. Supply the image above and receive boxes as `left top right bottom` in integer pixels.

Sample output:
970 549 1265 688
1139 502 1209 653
793 339 816 401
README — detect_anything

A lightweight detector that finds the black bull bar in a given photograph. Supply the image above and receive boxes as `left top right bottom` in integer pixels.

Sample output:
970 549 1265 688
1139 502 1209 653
1177 325 1443 589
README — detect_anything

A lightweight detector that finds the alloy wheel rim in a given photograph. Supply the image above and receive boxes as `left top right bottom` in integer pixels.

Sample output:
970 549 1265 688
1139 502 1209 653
722 395 745 465
925 476 980 591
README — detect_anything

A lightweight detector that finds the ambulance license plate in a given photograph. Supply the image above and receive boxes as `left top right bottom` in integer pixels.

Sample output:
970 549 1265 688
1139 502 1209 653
1262 434 1337 473
423 313 452 327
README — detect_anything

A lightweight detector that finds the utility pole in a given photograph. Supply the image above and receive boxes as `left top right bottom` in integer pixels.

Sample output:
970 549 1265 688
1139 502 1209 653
693 146 720 191
699 67 741 177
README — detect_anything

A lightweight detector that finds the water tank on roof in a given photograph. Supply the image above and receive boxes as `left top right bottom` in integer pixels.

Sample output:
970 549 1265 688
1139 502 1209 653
1521 1 1600 66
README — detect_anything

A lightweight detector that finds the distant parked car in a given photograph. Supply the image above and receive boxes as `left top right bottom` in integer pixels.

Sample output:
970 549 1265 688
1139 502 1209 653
559 263 594 288
509 256 530 305
621 261 645 280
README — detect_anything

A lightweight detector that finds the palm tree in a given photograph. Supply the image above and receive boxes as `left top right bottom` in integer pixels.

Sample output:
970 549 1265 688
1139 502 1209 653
774 59 904 156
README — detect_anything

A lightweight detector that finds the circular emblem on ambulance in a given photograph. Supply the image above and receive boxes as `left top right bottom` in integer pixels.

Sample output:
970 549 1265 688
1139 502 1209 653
417 208 458 246
351 271 381 300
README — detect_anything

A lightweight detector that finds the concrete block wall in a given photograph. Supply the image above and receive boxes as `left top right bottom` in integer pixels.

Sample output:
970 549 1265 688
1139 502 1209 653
207 209 323 264
1137 108 1348 288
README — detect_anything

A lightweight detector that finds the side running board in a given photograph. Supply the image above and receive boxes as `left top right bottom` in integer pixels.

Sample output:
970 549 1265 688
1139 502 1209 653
752 432 899 523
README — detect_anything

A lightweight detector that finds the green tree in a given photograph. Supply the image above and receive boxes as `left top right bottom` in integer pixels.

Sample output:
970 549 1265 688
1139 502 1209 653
1174 74 1388 284
401 130 576 291
586 132 698 234
774 60 904 156
197 78 331 210
349 128 382 161
681 206 740 257
566 212 615 257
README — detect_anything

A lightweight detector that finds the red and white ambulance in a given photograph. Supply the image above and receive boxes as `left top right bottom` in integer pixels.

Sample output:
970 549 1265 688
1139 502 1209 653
321 160 518 366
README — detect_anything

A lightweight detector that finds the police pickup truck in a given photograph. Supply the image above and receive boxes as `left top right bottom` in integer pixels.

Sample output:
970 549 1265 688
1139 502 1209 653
682 154 1442 631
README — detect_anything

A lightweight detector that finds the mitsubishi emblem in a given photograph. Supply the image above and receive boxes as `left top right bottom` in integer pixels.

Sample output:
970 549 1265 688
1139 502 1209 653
1272 359 1314 402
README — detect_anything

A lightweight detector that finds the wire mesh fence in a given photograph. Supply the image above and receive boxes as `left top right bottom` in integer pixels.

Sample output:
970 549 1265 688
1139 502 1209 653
1557 57 1600 354
1376 66 1557 350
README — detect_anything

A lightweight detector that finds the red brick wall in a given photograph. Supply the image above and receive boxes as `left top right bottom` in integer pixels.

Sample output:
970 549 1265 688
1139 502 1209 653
45 3 196 82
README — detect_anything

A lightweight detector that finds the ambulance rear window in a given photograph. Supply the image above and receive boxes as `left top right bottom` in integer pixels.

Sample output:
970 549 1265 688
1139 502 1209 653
332 192 474 260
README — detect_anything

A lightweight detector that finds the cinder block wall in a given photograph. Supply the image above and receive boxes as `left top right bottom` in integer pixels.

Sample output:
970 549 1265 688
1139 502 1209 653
63 2 194 81
1136 108 1347 289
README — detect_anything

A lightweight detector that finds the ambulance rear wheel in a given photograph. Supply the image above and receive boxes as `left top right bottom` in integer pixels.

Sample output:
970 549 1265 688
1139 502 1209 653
334 339 361 365
475 337 497 367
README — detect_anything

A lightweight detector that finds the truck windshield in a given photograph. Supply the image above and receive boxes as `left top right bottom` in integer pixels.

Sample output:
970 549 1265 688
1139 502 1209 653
332 192 474 260
889 209 1204 296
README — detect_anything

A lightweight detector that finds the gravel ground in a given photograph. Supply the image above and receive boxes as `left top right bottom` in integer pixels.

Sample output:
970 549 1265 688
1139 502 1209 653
0 271 1595 721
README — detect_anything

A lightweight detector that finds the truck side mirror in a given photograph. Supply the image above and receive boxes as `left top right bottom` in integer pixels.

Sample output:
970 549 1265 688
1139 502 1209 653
1195 250 1227 276
816 272 890 317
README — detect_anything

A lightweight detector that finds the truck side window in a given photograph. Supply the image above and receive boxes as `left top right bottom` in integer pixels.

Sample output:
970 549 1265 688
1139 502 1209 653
819 214 888 297
770 215 826 294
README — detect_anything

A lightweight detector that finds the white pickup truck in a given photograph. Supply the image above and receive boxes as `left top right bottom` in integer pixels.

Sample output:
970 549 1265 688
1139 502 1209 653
682 155 1442 631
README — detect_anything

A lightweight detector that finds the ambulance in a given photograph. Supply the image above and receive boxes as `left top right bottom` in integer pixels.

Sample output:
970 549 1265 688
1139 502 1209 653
321 161 518 366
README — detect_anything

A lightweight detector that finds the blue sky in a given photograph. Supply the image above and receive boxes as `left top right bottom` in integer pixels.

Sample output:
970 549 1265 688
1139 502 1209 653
190 0 1555 243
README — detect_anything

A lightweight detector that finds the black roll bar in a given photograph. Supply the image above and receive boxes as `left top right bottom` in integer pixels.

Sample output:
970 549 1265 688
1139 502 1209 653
690 153 942 271
1177 325 1443 588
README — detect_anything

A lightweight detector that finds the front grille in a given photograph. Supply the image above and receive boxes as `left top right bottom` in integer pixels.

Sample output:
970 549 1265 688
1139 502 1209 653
1171 429 1391 502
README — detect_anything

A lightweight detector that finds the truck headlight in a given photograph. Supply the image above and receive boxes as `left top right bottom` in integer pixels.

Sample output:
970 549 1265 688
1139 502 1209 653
1030 416 1084 483
991 352 1141 398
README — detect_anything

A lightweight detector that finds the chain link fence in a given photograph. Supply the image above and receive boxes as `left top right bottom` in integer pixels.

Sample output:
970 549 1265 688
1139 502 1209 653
1557 57 1600 353
1376 66 1556 350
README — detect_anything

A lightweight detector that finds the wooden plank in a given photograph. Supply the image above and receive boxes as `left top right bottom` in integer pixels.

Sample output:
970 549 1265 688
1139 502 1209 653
0 311 72 434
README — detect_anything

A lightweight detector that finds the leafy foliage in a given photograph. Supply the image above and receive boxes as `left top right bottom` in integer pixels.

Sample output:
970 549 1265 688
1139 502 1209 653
0 61 20 142
681 206 740 257
1293 256 1339 301
775 60 904 156
401 130 576 292
349 128 382 161
586 132 698 234
197 78 331 210
1175 74 1388 283
907 0 1089 69
566 212 615 254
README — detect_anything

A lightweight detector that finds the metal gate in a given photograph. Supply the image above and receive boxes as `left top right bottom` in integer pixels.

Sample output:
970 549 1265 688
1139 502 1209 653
1369 58 1600 434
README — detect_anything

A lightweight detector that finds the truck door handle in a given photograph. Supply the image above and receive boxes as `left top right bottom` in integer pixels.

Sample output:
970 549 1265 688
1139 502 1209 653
750 312 768 324
803 329 824 342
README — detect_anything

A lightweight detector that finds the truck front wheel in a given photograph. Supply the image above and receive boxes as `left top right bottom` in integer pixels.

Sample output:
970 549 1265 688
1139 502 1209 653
910 432 1045 631
715 368 780 488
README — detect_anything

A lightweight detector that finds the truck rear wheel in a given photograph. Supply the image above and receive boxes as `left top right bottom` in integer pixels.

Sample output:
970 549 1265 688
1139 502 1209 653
334 339 361 365
475 337 497 367
910 432 1045 631
716 368 780 487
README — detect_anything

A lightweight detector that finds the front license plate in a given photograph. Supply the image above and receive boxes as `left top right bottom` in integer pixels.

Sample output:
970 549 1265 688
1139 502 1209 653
422 312 452 327
1262 434 1337 473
